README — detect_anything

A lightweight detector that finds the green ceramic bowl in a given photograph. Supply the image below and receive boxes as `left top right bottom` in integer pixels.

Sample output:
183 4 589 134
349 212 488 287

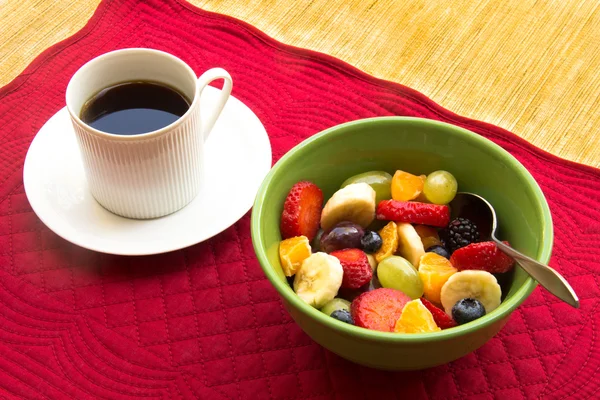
251 117 552 370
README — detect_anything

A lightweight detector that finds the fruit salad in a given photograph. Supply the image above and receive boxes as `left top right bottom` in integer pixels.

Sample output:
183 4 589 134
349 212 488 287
278 170 515 333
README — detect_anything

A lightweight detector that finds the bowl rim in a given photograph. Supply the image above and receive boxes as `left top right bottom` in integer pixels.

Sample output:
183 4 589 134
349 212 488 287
251 116 553 343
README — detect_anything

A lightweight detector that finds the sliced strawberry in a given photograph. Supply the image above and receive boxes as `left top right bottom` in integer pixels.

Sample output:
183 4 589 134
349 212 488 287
351 288 411 332
280 181 323 241
450 241 515 273
421 297 457 329
376 200 450 227
330 249 373 289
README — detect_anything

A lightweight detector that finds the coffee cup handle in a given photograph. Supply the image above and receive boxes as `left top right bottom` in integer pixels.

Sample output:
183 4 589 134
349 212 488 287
196 68 233 140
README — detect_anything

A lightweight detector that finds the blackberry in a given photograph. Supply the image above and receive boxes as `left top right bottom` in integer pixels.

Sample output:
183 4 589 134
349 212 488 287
440 217 480 253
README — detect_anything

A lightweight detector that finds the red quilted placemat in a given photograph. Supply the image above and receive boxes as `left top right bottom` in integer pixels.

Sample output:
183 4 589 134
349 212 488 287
1 0 599 398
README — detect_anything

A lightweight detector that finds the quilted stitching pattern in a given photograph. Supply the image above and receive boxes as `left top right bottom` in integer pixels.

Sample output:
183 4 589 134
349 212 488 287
0 0 599 398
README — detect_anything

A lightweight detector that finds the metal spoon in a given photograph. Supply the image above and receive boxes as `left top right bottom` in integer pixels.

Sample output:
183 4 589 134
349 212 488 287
449 192 579 308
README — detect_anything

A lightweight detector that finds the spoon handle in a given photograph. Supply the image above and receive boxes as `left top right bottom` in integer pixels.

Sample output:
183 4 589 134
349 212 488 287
493 239 580 308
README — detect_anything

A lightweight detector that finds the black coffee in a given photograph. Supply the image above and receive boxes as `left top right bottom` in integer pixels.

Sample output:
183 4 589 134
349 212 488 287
80 81 191 135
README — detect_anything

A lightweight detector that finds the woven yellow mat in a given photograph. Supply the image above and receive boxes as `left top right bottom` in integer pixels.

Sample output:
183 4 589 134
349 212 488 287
2 0 598 167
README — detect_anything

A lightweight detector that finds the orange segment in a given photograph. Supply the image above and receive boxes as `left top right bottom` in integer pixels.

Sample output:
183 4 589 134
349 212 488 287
422 237 442 249
414 225 439 240
375 221 399 263
414 225 441 250
391 170 425 201
414 175 428 202
418 252 457 304
279 236 312 276
394 299 440 333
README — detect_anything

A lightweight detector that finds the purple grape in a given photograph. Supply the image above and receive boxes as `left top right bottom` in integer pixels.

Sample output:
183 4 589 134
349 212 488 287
319 221 365 253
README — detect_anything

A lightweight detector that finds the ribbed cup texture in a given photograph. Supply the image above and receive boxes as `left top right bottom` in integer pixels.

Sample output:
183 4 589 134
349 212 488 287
71 109 203 219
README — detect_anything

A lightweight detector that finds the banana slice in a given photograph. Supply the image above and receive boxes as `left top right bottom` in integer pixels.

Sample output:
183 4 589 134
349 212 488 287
440 270 502 316
320 183 376 231
396 223 425 269
293 252 344 308
367 254 378 271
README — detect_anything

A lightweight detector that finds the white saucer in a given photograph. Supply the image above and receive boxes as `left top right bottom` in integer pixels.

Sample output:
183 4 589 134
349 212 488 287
23 87 272 256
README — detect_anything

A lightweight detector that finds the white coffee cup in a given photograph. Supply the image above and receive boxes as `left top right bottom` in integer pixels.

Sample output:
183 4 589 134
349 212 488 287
65 48 232 219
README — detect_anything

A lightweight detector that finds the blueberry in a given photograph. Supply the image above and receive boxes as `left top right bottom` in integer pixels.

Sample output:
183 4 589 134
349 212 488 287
426 244 450 259
452 298 486 325
330 309 354 324
361 231 383 253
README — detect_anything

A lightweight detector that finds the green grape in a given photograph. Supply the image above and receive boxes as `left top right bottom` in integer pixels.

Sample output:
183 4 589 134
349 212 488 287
423 170 458 205
341 171 392 204
320 298 351 316
377 256 423 299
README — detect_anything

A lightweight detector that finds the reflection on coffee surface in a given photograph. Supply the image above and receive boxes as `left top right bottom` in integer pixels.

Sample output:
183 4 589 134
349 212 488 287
80 81 191 135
